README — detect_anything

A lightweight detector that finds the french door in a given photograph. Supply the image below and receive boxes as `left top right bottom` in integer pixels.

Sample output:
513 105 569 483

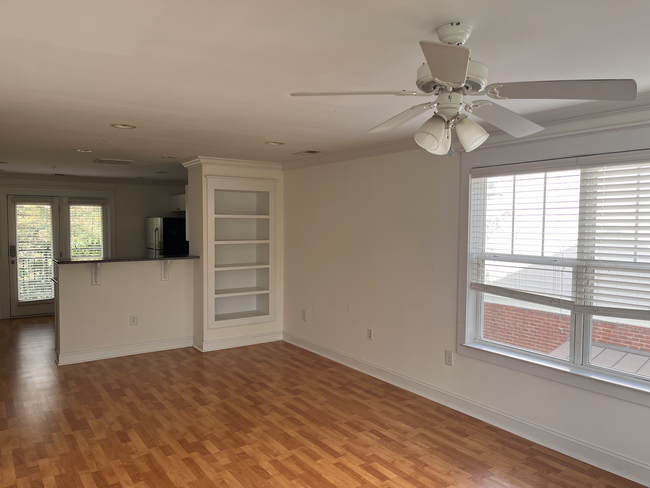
8 197 60 317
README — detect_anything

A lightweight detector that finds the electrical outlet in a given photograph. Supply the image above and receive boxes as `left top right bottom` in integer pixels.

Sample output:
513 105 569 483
367 328 373 341
130 314 138 326
445 350 454 366
301 310 307 321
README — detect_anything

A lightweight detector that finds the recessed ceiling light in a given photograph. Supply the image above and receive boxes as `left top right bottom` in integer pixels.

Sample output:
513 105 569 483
74 149 92 153
265 141 285 146
110 124 137 129
156 171 168 174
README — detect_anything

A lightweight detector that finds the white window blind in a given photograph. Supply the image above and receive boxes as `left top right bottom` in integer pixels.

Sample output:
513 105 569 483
15 203 55 302
70 203 104 260
576 163 650 312
470 170 580 304
470 161 650 316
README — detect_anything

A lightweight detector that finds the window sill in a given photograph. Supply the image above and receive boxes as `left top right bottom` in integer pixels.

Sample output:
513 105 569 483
458 341 650 408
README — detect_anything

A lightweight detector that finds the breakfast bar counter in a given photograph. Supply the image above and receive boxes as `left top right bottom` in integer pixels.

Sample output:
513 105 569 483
54 255 199 365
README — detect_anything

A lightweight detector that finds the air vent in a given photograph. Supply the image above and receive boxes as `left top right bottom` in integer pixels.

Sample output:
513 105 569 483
93 158 135 165
293 150 322 155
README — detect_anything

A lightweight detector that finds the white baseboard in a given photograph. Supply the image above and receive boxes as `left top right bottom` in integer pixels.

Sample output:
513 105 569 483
57 336 194 365
283 331 650 487
194 331 283 353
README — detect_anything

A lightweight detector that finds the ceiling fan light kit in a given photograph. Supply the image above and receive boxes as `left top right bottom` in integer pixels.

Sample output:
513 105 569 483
291 22 637 156
414 114 447 152
455 116 489 152
428 127 452 156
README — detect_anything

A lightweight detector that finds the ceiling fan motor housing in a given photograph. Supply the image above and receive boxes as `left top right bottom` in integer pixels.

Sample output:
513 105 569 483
416 59 488 93
437 22 472 46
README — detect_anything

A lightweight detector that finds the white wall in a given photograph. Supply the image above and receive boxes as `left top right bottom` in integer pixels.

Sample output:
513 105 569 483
56 259 194 364
283 147 650 484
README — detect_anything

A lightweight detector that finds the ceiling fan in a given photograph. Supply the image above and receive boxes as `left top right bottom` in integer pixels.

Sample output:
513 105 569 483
291 22 637 155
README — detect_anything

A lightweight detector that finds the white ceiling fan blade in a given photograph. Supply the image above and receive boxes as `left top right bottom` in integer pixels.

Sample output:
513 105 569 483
485 79 637 101
290 90 430 97
419 41 470 88
470 101 544 138
368 102 435 133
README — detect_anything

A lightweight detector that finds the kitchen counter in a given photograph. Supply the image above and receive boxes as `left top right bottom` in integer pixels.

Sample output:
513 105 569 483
54 254 199 265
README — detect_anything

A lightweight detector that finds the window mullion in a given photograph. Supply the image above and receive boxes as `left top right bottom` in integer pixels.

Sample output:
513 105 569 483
571 312 582 364
541 172 547 256
575 169 597 364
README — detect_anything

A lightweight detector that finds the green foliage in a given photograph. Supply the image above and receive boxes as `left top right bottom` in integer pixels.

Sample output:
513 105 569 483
70 205 104 260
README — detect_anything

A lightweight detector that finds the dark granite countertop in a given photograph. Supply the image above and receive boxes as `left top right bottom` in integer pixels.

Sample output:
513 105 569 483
54 255 199 265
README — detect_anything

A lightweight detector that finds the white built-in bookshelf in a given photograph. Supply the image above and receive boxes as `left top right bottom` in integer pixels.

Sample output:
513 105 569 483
206 177 276 328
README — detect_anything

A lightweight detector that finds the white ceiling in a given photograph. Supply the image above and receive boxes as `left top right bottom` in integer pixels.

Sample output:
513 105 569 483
1 0 649 180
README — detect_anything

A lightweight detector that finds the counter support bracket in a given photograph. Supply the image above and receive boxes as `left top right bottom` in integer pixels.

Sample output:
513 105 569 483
161 260 170 281
91 263 101 286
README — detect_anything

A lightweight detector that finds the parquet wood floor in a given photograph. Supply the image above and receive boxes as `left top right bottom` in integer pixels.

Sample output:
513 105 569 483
0 316 643 487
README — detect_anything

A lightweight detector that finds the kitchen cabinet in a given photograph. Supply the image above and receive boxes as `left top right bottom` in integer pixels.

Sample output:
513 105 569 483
171 194 186 212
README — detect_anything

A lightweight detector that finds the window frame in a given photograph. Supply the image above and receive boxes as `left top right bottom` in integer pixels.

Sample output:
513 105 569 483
458 151 650 408
0 187 115 319
61 197 110 261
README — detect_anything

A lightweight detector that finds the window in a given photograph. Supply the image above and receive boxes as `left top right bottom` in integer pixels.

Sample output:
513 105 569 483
69 202 105 260
466 158 650 385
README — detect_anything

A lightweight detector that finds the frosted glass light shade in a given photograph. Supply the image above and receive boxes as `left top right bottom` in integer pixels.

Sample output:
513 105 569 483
414 115 446 152
428 128 451 155
456 116 489 152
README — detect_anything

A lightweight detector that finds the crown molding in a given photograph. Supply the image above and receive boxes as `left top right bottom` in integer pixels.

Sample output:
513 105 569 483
530 91 650 127
281 139 420 171
455 91 650 153
181 156 282 171
0 172 187 186
476 116 650 152
180 158 202 169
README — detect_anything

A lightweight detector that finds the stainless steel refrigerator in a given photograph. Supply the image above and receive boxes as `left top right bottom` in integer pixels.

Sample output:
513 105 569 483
145 217 188 258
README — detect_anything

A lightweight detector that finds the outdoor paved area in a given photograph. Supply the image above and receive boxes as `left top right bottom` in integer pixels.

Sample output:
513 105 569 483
551 342 650 376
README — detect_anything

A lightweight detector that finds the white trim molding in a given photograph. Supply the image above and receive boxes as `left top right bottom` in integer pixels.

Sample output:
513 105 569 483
0 172 187 186
57 336 194 365
283 331 650 487
194 331 283 353
181 156 283 171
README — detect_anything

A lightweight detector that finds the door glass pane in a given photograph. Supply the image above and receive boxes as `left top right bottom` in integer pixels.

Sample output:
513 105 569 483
70 205 104 260
15 204 54 302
